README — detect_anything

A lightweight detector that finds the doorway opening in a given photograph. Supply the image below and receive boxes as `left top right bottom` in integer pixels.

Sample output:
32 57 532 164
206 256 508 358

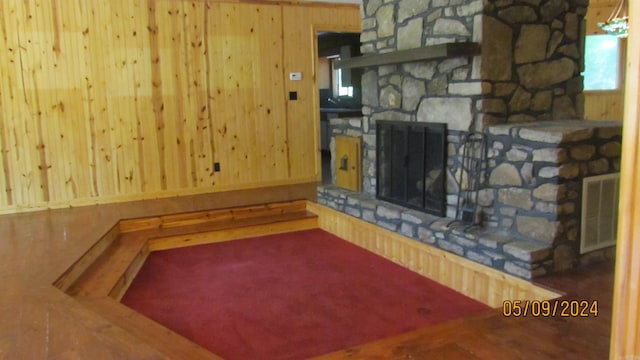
316 32 362 185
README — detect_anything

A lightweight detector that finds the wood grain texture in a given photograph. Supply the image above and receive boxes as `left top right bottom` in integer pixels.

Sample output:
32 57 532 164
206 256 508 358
306 202 560 308
282 4 361 182
0 0 360 214
610 1 640 358
79 297 221 359
146 212 318 251
584 92 625 121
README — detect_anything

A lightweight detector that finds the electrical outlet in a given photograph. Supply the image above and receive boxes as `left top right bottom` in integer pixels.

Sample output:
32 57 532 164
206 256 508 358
289 91 298 100
214 162 220 172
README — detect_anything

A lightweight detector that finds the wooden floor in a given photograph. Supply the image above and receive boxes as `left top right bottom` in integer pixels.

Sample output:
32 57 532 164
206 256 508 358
316 261 614 360
0 189 613 359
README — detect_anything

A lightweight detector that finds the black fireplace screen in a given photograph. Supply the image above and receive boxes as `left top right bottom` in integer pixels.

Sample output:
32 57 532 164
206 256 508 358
376 121 446 216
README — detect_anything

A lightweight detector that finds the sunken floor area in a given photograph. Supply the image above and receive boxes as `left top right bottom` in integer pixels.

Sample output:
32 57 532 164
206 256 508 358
121 229 490 359
0 188 614 359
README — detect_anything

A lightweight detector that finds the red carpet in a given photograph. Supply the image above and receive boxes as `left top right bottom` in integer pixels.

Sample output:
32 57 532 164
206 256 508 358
121 229 490 359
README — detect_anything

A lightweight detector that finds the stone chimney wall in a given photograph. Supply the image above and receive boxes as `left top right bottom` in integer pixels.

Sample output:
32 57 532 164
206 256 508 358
318 0 620 278
477 0 589 127
359 0 589 213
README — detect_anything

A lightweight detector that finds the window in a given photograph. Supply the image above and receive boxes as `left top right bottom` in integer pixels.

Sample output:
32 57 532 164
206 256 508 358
582 34 621 91
336 68 354 97
329 55 354 98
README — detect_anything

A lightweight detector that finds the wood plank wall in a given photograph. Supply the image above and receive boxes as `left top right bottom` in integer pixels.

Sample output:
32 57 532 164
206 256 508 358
584 0 626 121
0 0 360 214
611 1 640 357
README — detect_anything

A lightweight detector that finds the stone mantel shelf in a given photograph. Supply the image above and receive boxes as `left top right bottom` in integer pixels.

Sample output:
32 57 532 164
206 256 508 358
335 42 481 69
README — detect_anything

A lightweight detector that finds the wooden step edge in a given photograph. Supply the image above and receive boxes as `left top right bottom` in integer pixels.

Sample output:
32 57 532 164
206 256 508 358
159 201 309 229
142 210 317 241
53 224 121 292
147 213 319 252
67 234 149 299
78 297 221 360
119 200 308 233
109 244 150 301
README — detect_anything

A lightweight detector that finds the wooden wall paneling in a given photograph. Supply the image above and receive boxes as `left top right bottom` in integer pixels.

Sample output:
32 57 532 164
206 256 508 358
281 4 361 182
584 92 624 120
7 1 32 206
171 0 192 189
282 7 315 181
155 0 184 191
129 0 159 193
0 2 18 207
18 0 44 205
208 2 242 186
611 1 640 357
248 3 287 184
117 0 147 194
0 0 359 213
234 3 259 183
100 0 122 196
206 2 228 186
15 0 50 206
61 0 94 201
86 1 117 198
146 0 170 192
182 1 211 188
258 5 289 183
107 0 138 196
207 3 287 186
160 0 207 190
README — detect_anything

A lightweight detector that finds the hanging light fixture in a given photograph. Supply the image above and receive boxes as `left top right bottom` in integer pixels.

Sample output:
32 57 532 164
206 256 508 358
598 0 629 38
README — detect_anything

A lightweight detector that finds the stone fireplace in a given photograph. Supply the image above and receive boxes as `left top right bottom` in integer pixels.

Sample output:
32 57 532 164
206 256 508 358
318 0 622 279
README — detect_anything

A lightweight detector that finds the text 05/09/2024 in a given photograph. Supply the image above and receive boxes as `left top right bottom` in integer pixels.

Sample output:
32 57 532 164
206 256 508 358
502 299 599 318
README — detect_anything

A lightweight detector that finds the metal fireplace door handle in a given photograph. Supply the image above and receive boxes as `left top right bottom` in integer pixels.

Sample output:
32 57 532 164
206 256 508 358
339 155 349 171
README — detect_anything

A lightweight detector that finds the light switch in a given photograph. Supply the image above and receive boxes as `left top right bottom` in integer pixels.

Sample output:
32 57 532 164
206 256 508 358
289 72 302 81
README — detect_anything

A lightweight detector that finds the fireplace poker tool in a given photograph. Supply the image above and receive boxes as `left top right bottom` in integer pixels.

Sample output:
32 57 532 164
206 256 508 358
455 132 487 225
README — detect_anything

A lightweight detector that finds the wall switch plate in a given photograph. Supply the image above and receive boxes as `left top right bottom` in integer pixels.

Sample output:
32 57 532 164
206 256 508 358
214 162 220 172
289 72 302 81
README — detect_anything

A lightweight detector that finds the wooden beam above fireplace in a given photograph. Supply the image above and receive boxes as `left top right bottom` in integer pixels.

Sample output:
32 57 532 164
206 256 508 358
335 42 481 69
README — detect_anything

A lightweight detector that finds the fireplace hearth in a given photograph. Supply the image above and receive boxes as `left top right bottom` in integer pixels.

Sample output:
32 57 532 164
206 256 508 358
376 121 446 216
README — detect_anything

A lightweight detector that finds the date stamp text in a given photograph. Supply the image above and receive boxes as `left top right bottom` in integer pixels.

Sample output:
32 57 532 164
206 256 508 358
502 300 599 318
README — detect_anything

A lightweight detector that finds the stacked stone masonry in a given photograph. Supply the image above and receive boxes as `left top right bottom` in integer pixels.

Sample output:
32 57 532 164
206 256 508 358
318 184 554 279
320 0 619 279
324 119 621 279
360 0 589 204
481 120 621 272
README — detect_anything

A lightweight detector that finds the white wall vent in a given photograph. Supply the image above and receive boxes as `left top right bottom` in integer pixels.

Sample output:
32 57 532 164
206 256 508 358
581 173 620 254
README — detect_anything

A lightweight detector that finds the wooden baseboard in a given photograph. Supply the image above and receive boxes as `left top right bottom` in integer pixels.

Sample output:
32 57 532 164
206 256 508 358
306 202 561 308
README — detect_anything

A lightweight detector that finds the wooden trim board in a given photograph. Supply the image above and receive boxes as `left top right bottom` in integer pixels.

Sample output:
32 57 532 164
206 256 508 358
146 213 319 251
335 43 481 69
611 1 640 357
